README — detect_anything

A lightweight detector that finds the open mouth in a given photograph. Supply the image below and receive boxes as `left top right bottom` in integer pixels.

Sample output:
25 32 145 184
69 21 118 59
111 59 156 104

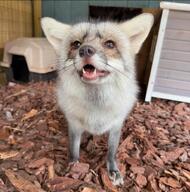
80 64 109 80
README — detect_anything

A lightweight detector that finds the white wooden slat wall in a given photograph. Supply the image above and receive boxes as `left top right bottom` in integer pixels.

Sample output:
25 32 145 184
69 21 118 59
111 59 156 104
154 10 190 97
145 4 190 103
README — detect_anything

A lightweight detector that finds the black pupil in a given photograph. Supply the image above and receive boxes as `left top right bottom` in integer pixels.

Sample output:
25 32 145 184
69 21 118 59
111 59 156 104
72 41 81 49
105 40 114 48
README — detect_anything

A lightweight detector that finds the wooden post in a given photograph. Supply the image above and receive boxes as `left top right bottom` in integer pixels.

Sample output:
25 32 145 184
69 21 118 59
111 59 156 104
32 0 42 37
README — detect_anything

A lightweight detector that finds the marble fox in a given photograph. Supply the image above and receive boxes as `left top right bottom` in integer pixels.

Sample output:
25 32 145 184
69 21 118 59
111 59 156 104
41 13 153 185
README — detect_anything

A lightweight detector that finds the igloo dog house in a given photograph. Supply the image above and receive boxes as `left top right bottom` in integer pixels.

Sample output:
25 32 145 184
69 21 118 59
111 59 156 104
1 38 57 82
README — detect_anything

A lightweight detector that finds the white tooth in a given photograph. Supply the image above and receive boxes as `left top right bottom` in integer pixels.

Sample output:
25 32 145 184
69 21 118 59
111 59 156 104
93 69 96 75
82 68 86 74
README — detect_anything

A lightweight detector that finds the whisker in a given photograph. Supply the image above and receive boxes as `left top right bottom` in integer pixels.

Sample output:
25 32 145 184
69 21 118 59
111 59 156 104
57 63 75 73
41 57 73 70
73 61 79 72
57 58 75 71
107 63 129 79
96 52 130 80
104 62 130 80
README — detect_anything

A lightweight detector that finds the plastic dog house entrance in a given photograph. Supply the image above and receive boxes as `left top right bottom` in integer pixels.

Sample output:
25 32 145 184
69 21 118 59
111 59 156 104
1 38 57 83
11 55 29 82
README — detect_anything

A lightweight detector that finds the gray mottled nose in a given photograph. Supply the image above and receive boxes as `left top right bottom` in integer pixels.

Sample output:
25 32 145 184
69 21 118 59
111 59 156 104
79 45 96 57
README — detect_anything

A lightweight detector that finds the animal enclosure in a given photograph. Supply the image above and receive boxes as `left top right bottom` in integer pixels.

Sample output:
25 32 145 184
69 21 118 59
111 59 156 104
0 1 190 192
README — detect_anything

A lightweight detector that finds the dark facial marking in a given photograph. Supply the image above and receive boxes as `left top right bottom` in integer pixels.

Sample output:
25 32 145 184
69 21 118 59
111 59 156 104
96 31 102 39
82 31 88 40
68 49 75 59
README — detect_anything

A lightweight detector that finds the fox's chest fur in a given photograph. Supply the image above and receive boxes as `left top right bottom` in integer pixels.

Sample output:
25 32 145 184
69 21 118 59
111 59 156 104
57 74 137 135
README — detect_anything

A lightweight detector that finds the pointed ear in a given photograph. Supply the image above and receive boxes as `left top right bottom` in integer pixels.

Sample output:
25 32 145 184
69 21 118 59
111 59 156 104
41 17 71 52
119 13 154 54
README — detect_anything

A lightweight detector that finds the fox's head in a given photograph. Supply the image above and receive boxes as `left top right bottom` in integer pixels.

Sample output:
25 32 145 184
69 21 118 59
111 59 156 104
41 14 154 84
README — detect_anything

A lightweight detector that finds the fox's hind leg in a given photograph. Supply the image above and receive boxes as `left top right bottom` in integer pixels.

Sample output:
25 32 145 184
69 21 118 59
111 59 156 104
107 128 124 186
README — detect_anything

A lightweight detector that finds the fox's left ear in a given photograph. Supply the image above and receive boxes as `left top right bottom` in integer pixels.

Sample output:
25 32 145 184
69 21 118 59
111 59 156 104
119 13 154 54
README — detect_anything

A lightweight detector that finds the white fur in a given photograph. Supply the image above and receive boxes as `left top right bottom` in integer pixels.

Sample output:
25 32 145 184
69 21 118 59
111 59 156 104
57 60 137 135
41 15 154 135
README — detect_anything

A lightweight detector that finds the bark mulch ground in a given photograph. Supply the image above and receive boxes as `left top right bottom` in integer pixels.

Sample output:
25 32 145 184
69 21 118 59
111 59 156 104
0 81 190 192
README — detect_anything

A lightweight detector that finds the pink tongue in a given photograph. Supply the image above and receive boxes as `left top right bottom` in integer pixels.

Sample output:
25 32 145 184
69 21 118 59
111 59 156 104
83 70 98 80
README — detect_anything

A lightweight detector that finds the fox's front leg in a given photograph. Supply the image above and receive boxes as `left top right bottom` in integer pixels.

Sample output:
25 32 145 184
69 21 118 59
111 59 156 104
68 126 83 162
107 128 124 185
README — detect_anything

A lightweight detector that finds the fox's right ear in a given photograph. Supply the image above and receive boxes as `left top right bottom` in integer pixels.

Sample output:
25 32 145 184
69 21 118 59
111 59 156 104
119 13 154 54
41 17 71 52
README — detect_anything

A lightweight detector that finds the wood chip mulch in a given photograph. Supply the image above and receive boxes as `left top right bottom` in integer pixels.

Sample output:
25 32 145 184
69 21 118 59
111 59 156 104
0 81 190 192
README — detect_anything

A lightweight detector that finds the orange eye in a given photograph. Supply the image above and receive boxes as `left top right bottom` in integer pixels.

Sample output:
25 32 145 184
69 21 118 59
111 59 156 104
71 41 81 49
104 40 115 49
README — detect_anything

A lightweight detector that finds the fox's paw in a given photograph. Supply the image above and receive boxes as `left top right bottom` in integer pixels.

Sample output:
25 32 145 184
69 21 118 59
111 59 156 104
68 160 79 166
109 170 124 186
